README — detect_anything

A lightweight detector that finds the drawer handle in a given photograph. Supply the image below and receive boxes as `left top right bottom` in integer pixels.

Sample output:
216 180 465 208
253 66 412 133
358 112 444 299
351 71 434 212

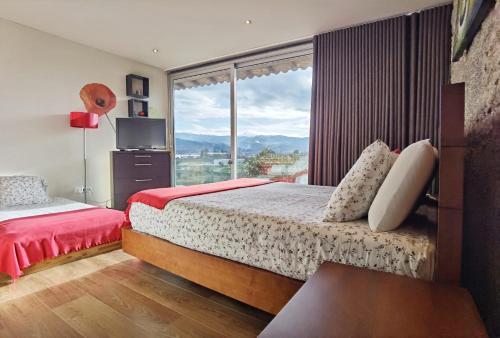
134 155 152 158
135 179 153 182
134 163 153 166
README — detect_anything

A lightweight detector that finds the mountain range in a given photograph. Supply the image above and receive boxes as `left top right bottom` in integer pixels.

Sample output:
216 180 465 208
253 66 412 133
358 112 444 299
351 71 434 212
175 133 308 155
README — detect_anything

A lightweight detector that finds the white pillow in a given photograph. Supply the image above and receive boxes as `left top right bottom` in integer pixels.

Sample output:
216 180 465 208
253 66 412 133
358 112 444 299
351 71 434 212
0 176 51 207
323 140 397 222
368 139 438 232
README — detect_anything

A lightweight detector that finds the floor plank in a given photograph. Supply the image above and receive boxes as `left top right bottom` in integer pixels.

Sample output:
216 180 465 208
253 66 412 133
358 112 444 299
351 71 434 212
0 250 271 338
0 249 131 303
101 263 268 338
124 259 274 322
0 294 82 338
34 279 87 309
76 273 223 338
53 294 151 338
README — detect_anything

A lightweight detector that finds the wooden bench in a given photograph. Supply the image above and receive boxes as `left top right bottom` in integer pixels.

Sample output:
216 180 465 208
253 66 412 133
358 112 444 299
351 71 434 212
259 262 487 338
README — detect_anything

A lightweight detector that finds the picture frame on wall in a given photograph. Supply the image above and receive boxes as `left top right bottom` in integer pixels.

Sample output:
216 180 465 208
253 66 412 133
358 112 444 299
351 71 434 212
452 0 494 62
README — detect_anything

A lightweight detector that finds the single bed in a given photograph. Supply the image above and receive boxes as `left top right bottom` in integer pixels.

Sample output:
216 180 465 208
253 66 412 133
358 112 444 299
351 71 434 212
0 197 126 281
122 83 465 314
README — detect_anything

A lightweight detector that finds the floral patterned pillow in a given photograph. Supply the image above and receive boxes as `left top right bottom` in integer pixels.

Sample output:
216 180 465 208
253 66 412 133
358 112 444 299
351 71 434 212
323 140 397 222
0 176 51 208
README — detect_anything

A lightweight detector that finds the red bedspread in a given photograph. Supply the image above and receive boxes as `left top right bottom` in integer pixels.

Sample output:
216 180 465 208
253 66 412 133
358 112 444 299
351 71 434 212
126 178 271 217
0 208 126 280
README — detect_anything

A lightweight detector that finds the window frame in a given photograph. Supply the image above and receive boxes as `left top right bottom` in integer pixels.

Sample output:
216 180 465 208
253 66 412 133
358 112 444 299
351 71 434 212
167 42 313 186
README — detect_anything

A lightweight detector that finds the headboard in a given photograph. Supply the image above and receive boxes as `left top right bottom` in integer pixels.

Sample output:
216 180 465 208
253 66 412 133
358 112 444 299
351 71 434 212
434 83 465 285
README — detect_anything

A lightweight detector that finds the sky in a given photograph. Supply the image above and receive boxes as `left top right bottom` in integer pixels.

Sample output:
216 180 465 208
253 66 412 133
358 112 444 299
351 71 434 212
174 67 312 138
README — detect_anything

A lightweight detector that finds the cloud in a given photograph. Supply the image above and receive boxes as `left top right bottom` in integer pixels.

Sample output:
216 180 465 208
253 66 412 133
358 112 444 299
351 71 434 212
174 68 312 137
189 123 230 135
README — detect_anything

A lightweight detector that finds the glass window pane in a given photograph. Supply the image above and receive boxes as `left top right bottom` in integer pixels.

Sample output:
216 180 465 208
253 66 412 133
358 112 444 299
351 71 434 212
173 71 231 185
236 61 312 183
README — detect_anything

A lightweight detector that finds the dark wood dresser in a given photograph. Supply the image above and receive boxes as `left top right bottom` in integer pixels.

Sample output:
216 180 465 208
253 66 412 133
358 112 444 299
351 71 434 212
111 151 171 210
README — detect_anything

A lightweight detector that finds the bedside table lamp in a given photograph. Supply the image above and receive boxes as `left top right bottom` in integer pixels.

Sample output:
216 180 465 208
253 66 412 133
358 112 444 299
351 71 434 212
70 112 99 203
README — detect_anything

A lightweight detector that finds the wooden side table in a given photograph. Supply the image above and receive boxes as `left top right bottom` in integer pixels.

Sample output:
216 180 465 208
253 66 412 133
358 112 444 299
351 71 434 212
259 262 487 338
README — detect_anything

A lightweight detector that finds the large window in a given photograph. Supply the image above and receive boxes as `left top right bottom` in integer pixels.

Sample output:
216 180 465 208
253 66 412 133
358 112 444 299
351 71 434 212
171 48 312 186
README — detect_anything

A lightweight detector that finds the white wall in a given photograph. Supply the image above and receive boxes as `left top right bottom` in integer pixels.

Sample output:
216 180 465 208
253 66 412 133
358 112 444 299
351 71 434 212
0 18 168 206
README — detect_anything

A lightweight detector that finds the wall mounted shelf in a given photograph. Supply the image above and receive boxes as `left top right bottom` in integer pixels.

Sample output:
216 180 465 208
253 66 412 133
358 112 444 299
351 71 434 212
128 99 148 117
126 74 149 99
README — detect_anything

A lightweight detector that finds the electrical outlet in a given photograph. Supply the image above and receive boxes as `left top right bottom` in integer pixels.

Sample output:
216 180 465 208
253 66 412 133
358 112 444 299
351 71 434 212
74 186 93 194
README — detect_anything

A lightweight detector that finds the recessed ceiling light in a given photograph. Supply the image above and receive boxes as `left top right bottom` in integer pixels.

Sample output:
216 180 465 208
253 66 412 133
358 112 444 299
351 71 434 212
152 48 159 53
244 19 252 24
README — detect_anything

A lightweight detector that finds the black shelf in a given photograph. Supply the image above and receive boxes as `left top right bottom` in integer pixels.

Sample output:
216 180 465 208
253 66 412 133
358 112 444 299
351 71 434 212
128 99 149 117
126 74 149 99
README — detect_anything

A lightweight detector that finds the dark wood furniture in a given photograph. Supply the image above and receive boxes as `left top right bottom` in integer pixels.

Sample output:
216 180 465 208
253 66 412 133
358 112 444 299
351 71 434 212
122 83 465 314
126 74 149 99
128 99 149 118
111 151 171 210
436 82 465 284
126 74 149 117
259 262 487 338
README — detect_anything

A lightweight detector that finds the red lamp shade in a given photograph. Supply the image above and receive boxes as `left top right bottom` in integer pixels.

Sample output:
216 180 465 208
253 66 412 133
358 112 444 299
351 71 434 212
70 112 99 128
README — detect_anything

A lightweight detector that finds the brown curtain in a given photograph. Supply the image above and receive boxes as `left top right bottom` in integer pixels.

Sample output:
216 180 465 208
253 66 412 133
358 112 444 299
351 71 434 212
309 5 451 186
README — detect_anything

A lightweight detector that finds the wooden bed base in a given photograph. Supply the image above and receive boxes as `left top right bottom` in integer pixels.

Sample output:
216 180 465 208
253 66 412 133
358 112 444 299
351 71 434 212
122 228 303 314
122 83 466 314
0 241 122 285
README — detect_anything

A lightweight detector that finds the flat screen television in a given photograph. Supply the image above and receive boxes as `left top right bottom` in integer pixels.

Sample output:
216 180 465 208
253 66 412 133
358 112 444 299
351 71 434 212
116 118 167 150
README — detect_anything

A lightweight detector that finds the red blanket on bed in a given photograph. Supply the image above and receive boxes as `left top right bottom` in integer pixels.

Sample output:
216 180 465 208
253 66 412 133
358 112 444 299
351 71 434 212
126 178 271 218
0 208 126 280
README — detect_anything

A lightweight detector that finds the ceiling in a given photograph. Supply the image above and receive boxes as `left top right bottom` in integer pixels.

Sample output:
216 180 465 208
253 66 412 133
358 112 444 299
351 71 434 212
0 0 448 70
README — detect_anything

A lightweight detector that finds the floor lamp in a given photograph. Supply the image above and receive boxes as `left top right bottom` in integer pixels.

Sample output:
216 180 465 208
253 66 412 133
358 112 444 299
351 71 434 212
70 112 99 203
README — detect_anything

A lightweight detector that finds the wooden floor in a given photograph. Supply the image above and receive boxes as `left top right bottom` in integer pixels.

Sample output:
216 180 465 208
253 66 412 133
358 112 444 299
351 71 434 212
0 250 273 338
